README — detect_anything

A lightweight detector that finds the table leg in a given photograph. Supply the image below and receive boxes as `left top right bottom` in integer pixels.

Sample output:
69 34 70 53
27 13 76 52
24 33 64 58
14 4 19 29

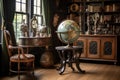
68 62 75 71
75 51 85 73
57 50 66 75
67 52 75 71
75 57 85 73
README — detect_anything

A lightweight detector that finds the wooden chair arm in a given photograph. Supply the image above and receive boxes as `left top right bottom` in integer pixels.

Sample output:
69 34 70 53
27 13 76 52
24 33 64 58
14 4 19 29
8 45 29 59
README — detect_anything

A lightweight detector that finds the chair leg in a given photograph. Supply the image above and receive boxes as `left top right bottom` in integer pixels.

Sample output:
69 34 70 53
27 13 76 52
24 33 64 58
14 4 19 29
31 61 35 80
32 61 34 75
18 62 20 80
9 62 11 76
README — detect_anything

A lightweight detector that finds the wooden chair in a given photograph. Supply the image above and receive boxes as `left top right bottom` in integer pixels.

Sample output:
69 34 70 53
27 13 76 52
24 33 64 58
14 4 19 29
3 29 35 80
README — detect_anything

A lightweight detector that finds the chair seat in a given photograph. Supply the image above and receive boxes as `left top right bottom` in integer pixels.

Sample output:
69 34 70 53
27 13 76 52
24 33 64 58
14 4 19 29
10 54 35 62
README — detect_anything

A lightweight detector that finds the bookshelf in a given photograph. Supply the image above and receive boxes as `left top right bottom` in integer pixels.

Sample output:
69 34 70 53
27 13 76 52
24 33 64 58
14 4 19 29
67 0 120 35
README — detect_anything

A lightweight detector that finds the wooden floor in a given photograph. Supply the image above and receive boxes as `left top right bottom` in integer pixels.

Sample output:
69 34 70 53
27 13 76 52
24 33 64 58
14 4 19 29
0 62 120 80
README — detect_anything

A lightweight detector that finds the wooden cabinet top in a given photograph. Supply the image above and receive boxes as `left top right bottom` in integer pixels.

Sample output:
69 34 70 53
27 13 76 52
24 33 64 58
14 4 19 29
79 34 117 37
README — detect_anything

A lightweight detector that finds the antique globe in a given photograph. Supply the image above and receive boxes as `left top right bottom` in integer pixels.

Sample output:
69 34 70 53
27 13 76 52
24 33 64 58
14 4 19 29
56 20 80 48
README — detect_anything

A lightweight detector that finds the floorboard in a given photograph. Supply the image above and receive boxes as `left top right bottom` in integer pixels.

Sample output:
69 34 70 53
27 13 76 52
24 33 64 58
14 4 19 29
0 63 120 80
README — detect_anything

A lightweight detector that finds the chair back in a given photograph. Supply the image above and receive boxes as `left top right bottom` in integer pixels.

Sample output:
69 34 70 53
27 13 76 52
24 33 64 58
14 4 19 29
3 29 13 57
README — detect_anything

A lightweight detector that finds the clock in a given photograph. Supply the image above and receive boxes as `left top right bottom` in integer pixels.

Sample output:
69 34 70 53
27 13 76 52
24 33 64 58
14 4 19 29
31 16 38 36
70 3 79 12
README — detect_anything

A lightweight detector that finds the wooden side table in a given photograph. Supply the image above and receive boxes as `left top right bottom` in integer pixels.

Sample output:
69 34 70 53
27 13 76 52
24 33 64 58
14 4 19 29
19 37 54 67
55 46 85 75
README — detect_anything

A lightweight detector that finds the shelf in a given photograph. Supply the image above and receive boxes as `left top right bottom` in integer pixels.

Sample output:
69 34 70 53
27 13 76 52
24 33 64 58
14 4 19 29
104 0 120 3
109 23 120 26
103 12 120 14
85 12 103 14
86 1 102 4
68 2 84 5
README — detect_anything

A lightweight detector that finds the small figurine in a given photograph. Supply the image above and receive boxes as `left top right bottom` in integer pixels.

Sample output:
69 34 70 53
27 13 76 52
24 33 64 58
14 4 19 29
38 25 48 37
20 19 29 37
93 13 100 35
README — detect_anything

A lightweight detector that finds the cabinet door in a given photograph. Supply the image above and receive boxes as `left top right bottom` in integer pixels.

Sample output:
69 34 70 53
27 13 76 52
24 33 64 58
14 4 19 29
101 38 116 60
87 38 100 58
75 38 87 58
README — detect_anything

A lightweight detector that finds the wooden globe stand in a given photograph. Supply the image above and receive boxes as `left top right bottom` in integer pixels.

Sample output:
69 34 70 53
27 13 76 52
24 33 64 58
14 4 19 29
56 31 74 48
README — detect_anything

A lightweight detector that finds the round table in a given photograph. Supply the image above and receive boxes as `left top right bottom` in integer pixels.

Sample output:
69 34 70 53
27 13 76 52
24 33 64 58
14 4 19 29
55 46 85 75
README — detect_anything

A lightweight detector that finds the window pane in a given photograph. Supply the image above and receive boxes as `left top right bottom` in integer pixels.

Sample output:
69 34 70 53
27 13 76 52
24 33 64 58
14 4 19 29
22 4 26 12
21 0 26 3
37 0 40 7
38 16 42 25
13 22 16 31
23 15 27 23
17 24 21 31
13 14 17 23
16 23 21 42
34 6 36 14
17 14 22 23
33 0 41 15
17 24 21 32
16 3 20 11
37 7 40 14
34 0 37 6
16 0 20 2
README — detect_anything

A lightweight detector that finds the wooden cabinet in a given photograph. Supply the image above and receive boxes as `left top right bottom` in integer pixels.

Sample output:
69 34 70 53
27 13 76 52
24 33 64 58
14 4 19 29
75 38 87 57
74 35 117 62
101 38 117 60
87 38 100 59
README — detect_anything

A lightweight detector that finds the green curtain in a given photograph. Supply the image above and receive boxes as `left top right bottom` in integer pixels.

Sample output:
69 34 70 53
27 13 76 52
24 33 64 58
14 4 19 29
2 0 16 58
3 0 16 45
0 0 16 75
0 0 3 29
42 0 49 26
42 0 55 35
0 0 9 76
42 0 58 63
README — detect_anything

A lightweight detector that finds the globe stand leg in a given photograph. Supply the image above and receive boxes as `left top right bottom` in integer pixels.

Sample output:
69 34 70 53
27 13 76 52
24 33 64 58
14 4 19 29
65 43 72 48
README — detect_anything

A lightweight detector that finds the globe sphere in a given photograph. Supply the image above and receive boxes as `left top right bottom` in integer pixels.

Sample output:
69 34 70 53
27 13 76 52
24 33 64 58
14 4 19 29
56 20 80 47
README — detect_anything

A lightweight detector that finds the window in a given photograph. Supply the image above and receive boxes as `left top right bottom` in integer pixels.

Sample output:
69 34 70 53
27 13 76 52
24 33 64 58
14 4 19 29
33 0 43 26
13 0 42 43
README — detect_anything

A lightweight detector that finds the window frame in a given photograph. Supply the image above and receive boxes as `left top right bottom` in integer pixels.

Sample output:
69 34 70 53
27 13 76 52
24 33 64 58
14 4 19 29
14 0 43 43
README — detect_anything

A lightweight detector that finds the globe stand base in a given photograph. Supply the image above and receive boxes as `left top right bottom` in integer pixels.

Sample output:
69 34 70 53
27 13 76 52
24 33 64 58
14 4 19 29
64 43 73 48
